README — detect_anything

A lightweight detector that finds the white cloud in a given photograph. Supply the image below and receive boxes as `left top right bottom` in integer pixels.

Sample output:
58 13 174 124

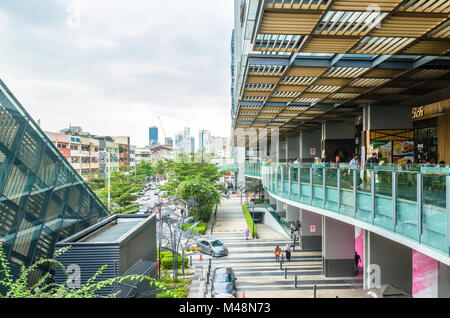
0 0 234 147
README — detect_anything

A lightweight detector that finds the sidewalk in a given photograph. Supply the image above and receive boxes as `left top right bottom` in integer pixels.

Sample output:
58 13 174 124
188 196 364 298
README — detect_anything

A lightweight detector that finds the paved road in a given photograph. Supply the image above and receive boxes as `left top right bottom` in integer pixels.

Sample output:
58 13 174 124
188 196 364 298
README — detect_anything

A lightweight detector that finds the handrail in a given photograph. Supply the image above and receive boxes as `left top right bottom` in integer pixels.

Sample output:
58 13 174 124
245 161 450 258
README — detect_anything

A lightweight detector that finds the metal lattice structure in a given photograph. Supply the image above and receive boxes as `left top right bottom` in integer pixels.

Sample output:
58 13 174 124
233 0 450 136
0 79 110 282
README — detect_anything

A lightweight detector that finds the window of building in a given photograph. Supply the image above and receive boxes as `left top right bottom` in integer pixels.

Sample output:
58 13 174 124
81 145 90 152
57 144 67 149
414 117 438 164
70 145 79 150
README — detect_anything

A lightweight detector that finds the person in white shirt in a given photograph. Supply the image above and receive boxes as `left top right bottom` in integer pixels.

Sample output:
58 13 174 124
349 154 359 167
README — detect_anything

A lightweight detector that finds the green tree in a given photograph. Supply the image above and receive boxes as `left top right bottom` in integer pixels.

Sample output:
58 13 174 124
163 161 222 197
175 177 221 221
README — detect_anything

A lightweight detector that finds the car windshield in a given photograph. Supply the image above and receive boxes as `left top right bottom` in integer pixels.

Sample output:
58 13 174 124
210 240 223 247
214 273 233 283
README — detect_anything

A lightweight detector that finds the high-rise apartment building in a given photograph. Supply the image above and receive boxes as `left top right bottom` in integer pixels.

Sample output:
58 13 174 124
165 137 173 147
149 126 158 148
175 133 184 153
199 130 211 151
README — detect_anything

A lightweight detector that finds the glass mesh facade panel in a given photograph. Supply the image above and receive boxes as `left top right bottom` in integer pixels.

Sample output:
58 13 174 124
0 80 110 283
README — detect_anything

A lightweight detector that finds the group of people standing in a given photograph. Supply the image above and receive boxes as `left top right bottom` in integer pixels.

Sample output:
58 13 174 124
273 244 291 262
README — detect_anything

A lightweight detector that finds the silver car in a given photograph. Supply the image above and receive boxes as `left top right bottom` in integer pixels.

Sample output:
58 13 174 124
211 267 237 297
197 238 228 257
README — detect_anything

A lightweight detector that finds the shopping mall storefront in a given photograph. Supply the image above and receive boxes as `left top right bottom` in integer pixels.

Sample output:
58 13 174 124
413 99 450 165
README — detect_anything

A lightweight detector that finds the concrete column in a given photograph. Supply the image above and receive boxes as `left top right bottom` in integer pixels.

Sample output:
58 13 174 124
323 216 355 277
299 129 321 163
286 135 300 161
299 209 322 251
286 205 300 223
264 190 270 203
363 231 412 294
280 138 287 162
276 200 285 218
412 250 450 298
269 194 276 209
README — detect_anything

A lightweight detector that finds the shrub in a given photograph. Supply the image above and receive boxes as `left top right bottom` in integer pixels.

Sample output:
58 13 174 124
161 256 188 270
181 222 207 235
157 287 188 298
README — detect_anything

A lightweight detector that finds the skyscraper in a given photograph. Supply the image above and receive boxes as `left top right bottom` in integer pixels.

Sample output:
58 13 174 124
184 127 191 154
175 133 184 153
149 126 158 148
199 130 211 152
165 137 173 147
191 137 195 153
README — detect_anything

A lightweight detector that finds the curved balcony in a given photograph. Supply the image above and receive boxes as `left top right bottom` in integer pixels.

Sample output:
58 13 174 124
245 161 450 262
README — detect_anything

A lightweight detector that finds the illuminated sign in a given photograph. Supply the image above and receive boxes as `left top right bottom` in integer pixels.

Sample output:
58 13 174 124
412 106 424 119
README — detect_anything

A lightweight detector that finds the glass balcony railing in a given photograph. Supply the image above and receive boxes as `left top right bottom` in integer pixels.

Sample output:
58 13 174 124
250 162 449 258
244 161 262 177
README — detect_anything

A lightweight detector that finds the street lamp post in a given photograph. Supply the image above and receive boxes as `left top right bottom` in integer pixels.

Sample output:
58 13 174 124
98 151 111 211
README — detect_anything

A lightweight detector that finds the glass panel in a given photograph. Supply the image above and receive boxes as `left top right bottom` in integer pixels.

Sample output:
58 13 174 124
36 146 59 187
33 225 58 261
421 173 447 252
0 146 13 190
2 160 35 207
0 197 20 256
356 169 371 222
0 101 27 152
312 166 323 207
300 167 311 204
78 190 91 221
43 195 64 230
396 171 419 241
22 178 52 222
15 123 45 174
10 216 43 265
374 170 393 230
66 183 82 213
325 168 338 212
340 168 355 216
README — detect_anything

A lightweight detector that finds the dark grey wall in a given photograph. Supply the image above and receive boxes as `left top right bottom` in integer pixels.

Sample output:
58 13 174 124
368 232 412 294
438 263 450 298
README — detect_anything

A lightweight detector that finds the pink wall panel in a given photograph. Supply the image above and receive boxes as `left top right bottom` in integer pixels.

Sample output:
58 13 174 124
412 250 439 298
355 227 364 270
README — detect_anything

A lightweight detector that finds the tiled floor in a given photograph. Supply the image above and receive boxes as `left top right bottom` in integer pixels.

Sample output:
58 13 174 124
188 196 364 298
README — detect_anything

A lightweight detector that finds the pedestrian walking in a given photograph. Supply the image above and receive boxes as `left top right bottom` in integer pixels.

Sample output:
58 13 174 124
354 251 361 274
245 227 249 240
285 244 291 262
290 223 296 238
274 245 281 262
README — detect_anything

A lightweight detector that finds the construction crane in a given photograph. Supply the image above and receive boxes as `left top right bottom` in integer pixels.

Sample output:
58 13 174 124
156 114 167 144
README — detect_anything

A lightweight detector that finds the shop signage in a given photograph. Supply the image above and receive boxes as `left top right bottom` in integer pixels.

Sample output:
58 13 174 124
310 224 316 233
310 147 316 156
58 148 71 159
283 203 287 210
412 106 424 119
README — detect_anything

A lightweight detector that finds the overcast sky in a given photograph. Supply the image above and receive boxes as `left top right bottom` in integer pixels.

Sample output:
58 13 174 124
0 0 234 148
